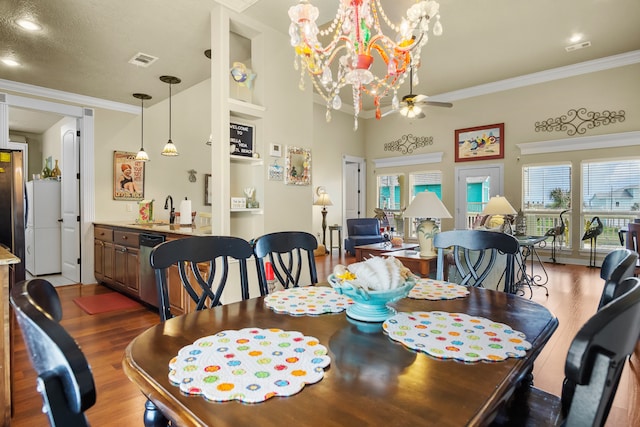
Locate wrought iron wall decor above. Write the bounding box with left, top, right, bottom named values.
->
left=384, top=134, right=433, bottom=154
left=535, top=108, right=625, bottom=136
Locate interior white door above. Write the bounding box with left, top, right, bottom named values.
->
left=61, top=127, right=80, bottom=282
left=455, top=164, right=504, bottom=229
left=342, top=156, right=366, bottom=231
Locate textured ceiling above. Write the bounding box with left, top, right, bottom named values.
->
left=2, top=0, right=640, bottom=133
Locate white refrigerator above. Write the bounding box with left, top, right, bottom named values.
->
left=25, top=180, right=62, bottom=276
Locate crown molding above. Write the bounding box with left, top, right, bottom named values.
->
left=358, top=50, right=640, bottom=118
left=373, top=152, right=443, bottom=168
left=0, top=78, right=139, bottom=114
left=516, top=131, right=640, bottom=155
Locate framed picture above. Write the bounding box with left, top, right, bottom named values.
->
left=113, top=151, right=144, bottom=200
left=454, top=123, right=505, bottom=162
left=229, top=121, right=255, bottom=157
left=204, top=174, right=212, bottom=206
left=285, top=146, right=311, bottom=186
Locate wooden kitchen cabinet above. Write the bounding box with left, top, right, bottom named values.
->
left=94, top=226, right=140, bottom=298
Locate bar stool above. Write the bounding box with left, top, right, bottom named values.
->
left=328, top=225, right=342, bottom=255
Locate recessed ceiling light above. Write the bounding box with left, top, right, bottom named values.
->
left=16, top=18, right=42, bottom=31
left=2, top=58, right=20, bottom=67
left=569, top=34, right=582, bottom=43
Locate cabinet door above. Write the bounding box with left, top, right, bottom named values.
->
left=103, top=241, right=115, bottom=283
left=94, top=239, right=104, bottom=281
left=125, top=247, right=140, bottom=294
left=113, top=244, right=127, bottom=291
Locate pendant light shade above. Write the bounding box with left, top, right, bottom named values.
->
left=133, top=93, right=151, bottom=162
left=160, top=75, right=181, bottom=156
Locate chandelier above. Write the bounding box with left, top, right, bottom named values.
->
left=288, top=0, right=443, bottom=130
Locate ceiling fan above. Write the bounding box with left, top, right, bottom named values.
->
left=385, top=67, right=453, bottom=118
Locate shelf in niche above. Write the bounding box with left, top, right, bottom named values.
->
left=230, top=208, right=263, bottom=214
left=229, top=98, right=265, bottom=119
left=230, top=154, right=263, bottom=165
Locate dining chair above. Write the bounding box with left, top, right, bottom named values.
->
left=491, top=276, right=640, bottom=427
left=433, top=229, right=520, bottom=293
left=149, top=235, right=255, bottom=321
left=10, top=279, right=96, bottom=427
left=624, top=221, right=640, bottom=277
left=253, top=231, right=318, bottom=295
left=598, top=248, right=638, bottom=309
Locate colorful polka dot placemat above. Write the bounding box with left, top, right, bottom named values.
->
left=409, top=279, right=470, bottom=300
left=264, top=286, right=353, bottom=316
left=383, top=311, right=531, bottom=362
left=168, top=328, right=331, bottom=403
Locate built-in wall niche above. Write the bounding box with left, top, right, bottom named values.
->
left=229, top=30, right=253, bottom=103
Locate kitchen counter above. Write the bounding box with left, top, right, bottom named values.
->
left=93, top=221, right=212, bottom=237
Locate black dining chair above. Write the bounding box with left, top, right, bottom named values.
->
left=149, top=235, right=255, bottom=321
left=434, top=229, right=520, bottom=293
left=253, top=231, right=318, bottom=295
left=491, top=276, right=640, bottom=427
left=624, top=222, right=640, bottom=277
left=10, top=279, right=96, bottom=427
left=598, top=248, right=638, bottom=309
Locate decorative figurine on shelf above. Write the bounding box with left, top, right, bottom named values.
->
left=243, top=187, right=259, bottom=209
left=50, top=159, right=61, bottom=179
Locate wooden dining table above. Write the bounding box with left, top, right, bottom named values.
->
left=123, top=284, right=558, bottom=427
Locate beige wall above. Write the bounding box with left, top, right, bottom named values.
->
left=361, top=63, right=640, bottom=261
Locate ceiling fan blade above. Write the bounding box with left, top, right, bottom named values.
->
left=424, top=101, right=453, bottom=108
left=413, top=94, right=428, bottom=103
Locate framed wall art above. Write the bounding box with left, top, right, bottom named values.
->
left=285, top=146, right=311, bottom=186
left=454, top=123, right=505, bottom=162
left=204, top=174, right=212, bottom=206
left=229, top=121, right=255, bottom=157
left=113, top=151, right=145, bottom=200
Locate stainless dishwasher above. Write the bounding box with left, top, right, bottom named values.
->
left=139, top=233, right=166, bottom=308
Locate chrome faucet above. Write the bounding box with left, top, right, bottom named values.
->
left=164, top=195, right=175, bottom=224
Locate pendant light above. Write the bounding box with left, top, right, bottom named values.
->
left=160, top=75, right=181, bottom=156
left=133, top=93, right=151, bottom=161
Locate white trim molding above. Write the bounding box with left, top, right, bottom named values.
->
left=373, top=152, right=443, bottom=168
left=516, top=131, right=640, bottom=155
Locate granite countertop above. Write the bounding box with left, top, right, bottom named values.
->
left=93, top=221, right=212, bottom=237
left=0, top=246, right=20, bottom=265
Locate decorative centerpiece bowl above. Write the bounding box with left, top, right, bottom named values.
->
left=328, top=274, right=416, bottom=322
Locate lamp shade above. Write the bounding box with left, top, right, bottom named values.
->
left=482, top=196, right=517, bottom=215
left=314, top=193, right=333, bottom=207
left=404, top=191, right=452, bottom=219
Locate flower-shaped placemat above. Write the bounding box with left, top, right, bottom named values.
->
left=383, top=311, right=531, bottom=362
left=169, top=328, right=331, bottom=403
left=409, top=279, right=470, bottom=300
left=264, top=287, right=353, bottom=316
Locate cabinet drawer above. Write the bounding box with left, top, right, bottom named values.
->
left=94, top=226, right=113, bottom=242
left=114, top=231, right=140, bottom=248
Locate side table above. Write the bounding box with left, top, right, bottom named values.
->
left=329, top=225, right=342, bottom=255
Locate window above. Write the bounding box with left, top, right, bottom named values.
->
left=522, top=164, right=572, bottom=245
left=581, top=159, right=640, bottom=249
left=377, top=174, right=402, bottom=210
left=406, top=171, right=443, bottom=237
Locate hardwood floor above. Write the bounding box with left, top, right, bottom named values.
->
left=11, top=253, right=640, bottom=426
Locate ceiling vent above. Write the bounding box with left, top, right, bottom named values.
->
left=214, top=0, right=259, bottom=13
left=565, top=41, right=591, bottom=52
left=128, top=52, right=159, bottom=68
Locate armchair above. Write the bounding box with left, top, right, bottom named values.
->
left=344, top=218, right=386, bottom=255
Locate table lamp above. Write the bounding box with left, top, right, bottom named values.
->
left=313, top=191, right=333, bottom=249
left=403, top=191, right=452, bottom=257
left=482, top=196, right=517, bottom=233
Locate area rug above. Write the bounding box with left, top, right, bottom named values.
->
left=73, top=292, right=141, bottom=315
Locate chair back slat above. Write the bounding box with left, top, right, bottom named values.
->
left=434, top=230, right=519, bottom=292
left=10, top=279, right=95, bottom=426
left=150, top=235, right=254, bottom=321
left=253, top=231, right=318, bottom=294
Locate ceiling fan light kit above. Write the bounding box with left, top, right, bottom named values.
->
left=289, top=0, right=444, bottom=130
